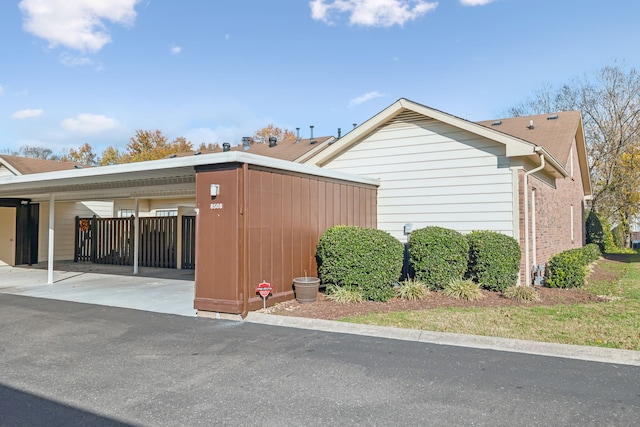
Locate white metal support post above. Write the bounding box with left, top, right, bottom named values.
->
left=133, top=197, right=139, bottom=275
left=47, top=193, right=55, bottom=284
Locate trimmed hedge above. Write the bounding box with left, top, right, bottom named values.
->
left=316, top=225, right=404, bottom=302
left=408, top=226, right=469, bottom=290
left=466, top=230, right=521, bottom=292
left=546, top=248, right=587, bottom=288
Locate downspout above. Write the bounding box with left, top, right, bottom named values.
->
left=523, top=148, right=545, bottom=286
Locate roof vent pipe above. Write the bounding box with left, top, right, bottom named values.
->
left=268, top=136, right=277, bottom=147
left=242, top=137, right=251, bottom=151
left=223, top=142, right=231, bottom=152
left=528, top=120, right=534, bottom=130
left=295, top=127, right=300, bottom=143
left=337, top=128, right=341, bottom=139
left=310, top=125, right=316, bottom=144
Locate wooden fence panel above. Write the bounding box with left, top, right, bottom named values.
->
left=75, top=216, right=180, bottom=269
left=182, top=216, right=196, bottom=269
left=139, top=217, right=177, bottom=268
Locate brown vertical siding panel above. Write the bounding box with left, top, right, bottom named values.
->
left=281, top=174, right=294, bottom=286
left=291, top=175, right=303, bottom=278
left=347, top=185, right=354, bottom=225
left=308, top=179, right=319, bottom=277
left=270, top=173, right=284, bottom=294
left=340, top=184, right=348, bottom=225
left=332, top=182, right=341, bottom=226
left=247, top=169, right=263, bottom=291
left=194, top=166, right=242, bottom=313
left=317, top=180, right=327, bottom=234
left=299, top=178, right=311, bottom=277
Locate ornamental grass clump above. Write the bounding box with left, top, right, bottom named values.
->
left=324, top=284, right=365, bottom=303
left=442, top=278, right=485, bottom=301
left=408, top=226, right=469, bottom=290
left=395, top=278, right=430, bottom=300
left=502, top=285, right=541, bottom=303
left=466, top=230, right=521, bottom=292
left=316, top=225, right=404, bottom=302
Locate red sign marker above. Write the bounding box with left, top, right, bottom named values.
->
left=256, top=282, right=273, bottom=298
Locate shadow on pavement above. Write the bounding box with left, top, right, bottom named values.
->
left=0, top=382, right=133, bottom=427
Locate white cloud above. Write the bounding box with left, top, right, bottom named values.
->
left=349, top=91, right=385, bottom=107
left=59, top=53, right=95, bottom=67
left=61, top=113, right=119, bottom=133
left=0, top=84, right=4, bottom=96
left=310, top=0, right=438, bottom=27
left=19, top=0, right=140, bottom=52
left=459, top=0, right=494, bottom=5
left=11, top=109, right=44, bottom=119
left=170, top=44, right=182, bottom=55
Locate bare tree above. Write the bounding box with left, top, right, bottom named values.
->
left=508, top=63, right=640, bottom=245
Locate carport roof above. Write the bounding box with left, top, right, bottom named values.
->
left=0, top=151, right=379, bottom=202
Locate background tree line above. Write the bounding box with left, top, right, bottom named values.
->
left=2, top=124, right=296, bottom=166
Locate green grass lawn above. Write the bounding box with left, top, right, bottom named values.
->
left=341, top=253, right=640, bottom=350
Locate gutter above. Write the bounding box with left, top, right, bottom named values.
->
left=523, top=147, right=545, bottom=286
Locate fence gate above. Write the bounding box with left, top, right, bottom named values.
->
left=181, top=216, right=196, bottom=269
left=75, top=216, right=182, bottom=269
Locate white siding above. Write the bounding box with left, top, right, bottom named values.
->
left=114, top=198, right=195, bottom=217
left=0, top=166, right=16, bottom=177
left=38, top=201, right=114, bottom=261
left=324, top=113, right=515, bottom=241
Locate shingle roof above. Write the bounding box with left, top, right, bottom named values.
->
left=172, top=137, right=335, bottom=163
left=0, top=155, right=87, bottom=175
left=476, top=110, right=582, bottom=166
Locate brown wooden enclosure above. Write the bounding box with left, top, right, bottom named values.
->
left=74, top=215, right=196, bottom=269
left=193, top=162, right=377, bottom=317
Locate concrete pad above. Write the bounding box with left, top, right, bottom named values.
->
left=0, top=262, right=196, bottom=317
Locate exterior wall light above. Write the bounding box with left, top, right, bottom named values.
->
left=210, top=184, right=220, bottom=198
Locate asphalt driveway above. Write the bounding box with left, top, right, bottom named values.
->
left=0, top=294, right=638, bottom=426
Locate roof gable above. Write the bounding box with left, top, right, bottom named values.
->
left=304, top=98, right=571, bottom=181
left=477, top=110, right=591, bottom=197
left=0, top=155, right=86, bottom=175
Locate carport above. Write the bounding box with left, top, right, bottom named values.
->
left=0, top=152, right=378, bottom=316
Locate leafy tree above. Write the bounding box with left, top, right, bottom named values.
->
left=100, top=146, right=122, bottom=166
left=508, top=62, right=640, bottom=245
left=61, top=143, right=98, bottom=165
left=252, top=124, right=296, bottom=144
left=101, top=130, right=193, bottom=164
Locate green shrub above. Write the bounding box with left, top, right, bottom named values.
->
left=466, top=230, right=521, bottom=292
left=325, top=284, right=365, bottom=303
left=316, top=225, right=404, bottom=302
left=408, top=226, right=469, bottom=290
left=502, top=285, right=541, bottom=303
left=395, top=279, right=430, bottom=300
left=442, top=278, right=484, bottom=301
left=546, top=248, right=588, bottom=288
left=585, top=210, right=605, bottom=252
left=612, top=225, right=626, bottom=249
left=582, top=243, right=601, bottom=264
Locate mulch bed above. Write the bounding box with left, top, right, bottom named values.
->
left=266, top=286, right=607, bottom=320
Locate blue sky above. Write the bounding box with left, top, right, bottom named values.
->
left=1, top=0, right=639, bottom=155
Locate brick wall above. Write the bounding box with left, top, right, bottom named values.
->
left=518, top=141, right=586, bottom=283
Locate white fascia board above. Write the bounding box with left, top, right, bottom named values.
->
left=309, top=98, right=540, bottom=166
left=0, top=151, right=379, bottom=191
left=0, top=158, right=21, bottom=176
